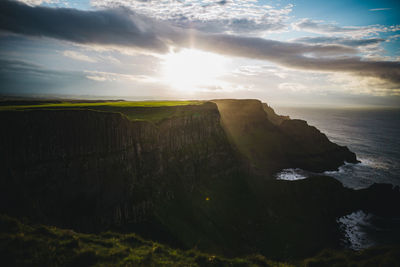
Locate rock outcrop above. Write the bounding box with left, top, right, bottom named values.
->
left=279, top=119, right=358, bottom=172
left=262, top=102, right=290, bottom=125
left=212, top=99, right=358, bottom=175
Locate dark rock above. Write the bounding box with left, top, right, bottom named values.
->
left=262, top=102, right=290, bottom=125
left=212, top=99, right=359, bottom=175
left=0, top=103, right=243, bottom=232
left=1, top=99, right=396, bottom=260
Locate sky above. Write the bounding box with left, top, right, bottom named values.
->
left=0, top=0, right=399, bottom=107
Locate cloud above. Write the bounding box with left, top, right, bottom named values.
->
left=0, top=0, right=170, bottom=53
left=62, top=50, right=121, bottom=64
left=84, top=70, right=156, bottom=83
left=1, top=0, right=399, bottom=92
left=328, top=73, right=400, bottom=96
left=0, top=1, right=354, bottom=56
left=369, top=8, right=392, bottom=11
left=293, top=36, right=391, bottom=61
left=279, top=82, right=308, bottom=93
left=0, top=58, right=78, bottom=79
left=15, top=0, right=56, bottom=6
left=191, top=33, right=356, bottom=59
left=164, top=18, right=286, bottom=35
left=63, top=50, right=97, bottom=62
left=91, top=0, right=292, bottom=35
left=292, top=18, right=400, bottom=37
left=294, top=36, right=385, bottom=47
left=0, top=58, right=88, bottom=95
left=188, top=33, right=400, bottom=89
left=0, top=58, right=158, bottom=96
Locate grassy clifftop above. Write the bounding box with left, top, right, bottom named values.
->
left=0, top=100, right=203, bottom=109
left=0, top=100, right=206, bottom=123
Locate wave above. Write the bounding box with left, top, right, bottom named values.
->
left=357, top=157, right=392, bottom=170
left=275, top=168, right=308, bottom=181
left=338, top=210, right=375, bottom=250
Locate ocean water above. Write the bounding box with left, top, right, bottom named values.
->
left=274, top=107, right=400, bottom=249
left=274, top=107, right=400, bottom=189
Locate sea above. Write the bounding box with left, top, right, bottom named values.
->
left=274, top=107, right=400, bottom=250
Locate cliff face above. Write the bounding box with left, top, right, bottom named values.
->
left=0, top=102, right=242, bottom=231
left=279, top=119, right=358, bottom=172
left=262, top=102, right=290, bottom=125
left=2, top=99, right=396, bottom=260
left=212, top=99, right=358, bottom=175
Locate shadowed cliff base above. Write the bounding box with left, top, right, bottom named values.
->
left=0, top=99, right=399, bottom=264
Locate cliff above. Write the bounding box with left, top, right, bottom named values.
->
left=279, top=119, right=358, bottom=172
left=0, top=99, right=398, bottom=260
left=212, top=99, right=358, bottom=174
left=262, top=102, right=290, bottom=125
left=0, top=102, right=243, bottom=232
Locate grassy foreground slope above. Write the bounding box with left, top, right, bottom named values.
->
left=0, top=215, right=290, bottom=267
left=0, top=100, right=204, bottom=122
left=1, top=215, right=399, bottom=267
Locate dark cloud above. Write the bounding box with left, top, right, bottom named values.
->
left=0, top=0, right=169, bottom=52
left=191, top=33, right=356, bottom=58
left=282, top=56, right=400, bottom=85
left=294, top=36, right=385, bottom=47
left=0, top=0, right=399, bottom=89
left=0, top=1, right=350, bottom=55
left=190, top=33, right=400, bottom=86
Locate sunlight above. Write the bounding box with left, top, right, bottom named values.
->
left=162, top=49, right=226, bottom=92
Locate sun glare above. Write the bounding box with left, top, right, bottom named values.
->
left=162, top=49, right=226, bottom=92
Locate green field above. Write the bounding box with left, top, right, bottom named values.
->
left=0, top=100, right=206, bottom=123
left=0, top=101, right=203, bottom=110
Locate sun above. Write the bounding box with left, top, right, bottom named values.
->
left=162, top=49, right=226, bottom=92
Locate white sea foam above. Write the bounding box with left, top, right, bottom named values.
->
left=274, top=107, right=400, bottom=249
left=338, top=210, right=375, bottom=250
left=275, top=168, right=308, bottom=181
left=358, top=157, right=391, bottom=170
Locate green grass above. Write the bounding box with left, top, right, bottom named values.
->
left=0, top=100, right=206, bottom=123
left=0, top=215, right=291, bottom=267
left=1, top=215, right=399, bottom=266
left=0, top=100, right=203, bottom=110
